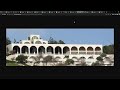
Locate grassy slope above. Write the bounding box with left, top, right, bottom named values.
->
left=6, top=60, right=29, bottom=66
left=6, top=60, right=20, bottom=66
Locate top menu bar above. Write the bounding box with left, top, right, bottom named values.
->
left=0, top=11, right=120, bottom=16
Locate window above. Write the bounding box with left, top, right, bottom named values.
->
left=32, top=36, right=38, bottom=40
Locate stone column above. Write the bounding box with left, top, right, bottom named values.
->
left=70, top=49, right=71, bottom=55
left=53, top=48, right=55, bottom=55
left=37, top=47, right=38, bottom=55
left=77, top=48, right=79, bottom=55
left=45, top=48, right=47, bottom=55
left=61, top=48, right=63, bottom=55
left=19, top=47, right=21, bottom=54
left=28, top=48, right=30, bottom=54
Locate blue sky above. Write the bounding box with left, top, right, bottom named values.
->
left=6, top=28, right=114, bottom=45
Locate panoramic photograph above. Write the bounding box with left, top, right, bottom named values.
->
left=6, top=28, right=114, bottom=66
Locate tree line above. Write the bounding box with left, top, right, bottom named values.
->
left=103, top=44, right=114, bottom=54
left=6, top=36, right=65, bottom=45
left=48, top=37, right=65, bottom=44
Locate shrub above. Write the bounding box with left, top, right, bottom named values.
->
left=16, top=55, right=28, bottom=64
left=100, top=53, right=106, bottom=57
left=96, top=56, right=103, bottom=61
left=65, top=59, right=74, bottom=65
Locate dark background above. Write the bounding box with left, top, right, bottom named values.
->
left=0, top=15, right=119, bottom=79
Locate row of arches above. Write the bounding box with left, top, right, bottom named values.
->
left=13, top=46, right=101, bottom=54
left=29, top=56, right=99, bottom=61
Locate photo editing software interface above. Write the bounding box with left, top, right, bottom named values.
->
left=0, top=11, right=119, bottom=79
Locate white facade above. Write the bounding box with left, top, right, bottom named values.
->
left=6, top=35, right=103, bottom=64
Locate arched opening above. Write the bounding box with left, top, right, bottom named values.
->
left=87, top=47, right=93, bottom=51
left=80, top=57, right=86, bottom=60
left=35, top=41, right=42, bottom=44
left=30, top=46, right=37, bottom=54
left=47, top=46, right=53, bottom=54
left=79, top=57, right=86, bottom=63
left=95, top=47, right=102, bottom=55
left=88, top=56, right=94, bottom=59
left=38, top=46, right=45, bottom=54
left=13, top=46, right=20, bottom=54
left=79, top=47, right=86, bottom=54
left=63, top=46, right=70, bottom=54
left=87, top=47, right=94, bottom=54
left=21, top=46, right=29, bottom=54
left=95, top=47, right=101, bottom=51
left=71, top=46, right=78, bottom=54
left=55, top=46, right=62, bottom=54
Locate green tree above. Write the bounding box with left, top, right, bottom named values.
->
left=100, top=53, right=106, bottom=57
left=14, top=39, right=16, bottom=43
left=64, top=55, right=69, bottom=59
left=16, top=55, right=28, bottom=64
left=48, top=37, right=65, bottom=44
left=6, top=37, right=11, bottom=45
left=28, top=37, right=30, bottom=40
left=91, top=61, right=101, bottom=66
left=43, top=55, right=53, bottom=66
left=96, top=56, right=103, bottom=61
left=48, top=37, right=57, bottom=44
left=58, top=40, right=65, bottom=44
left=103, top=44, right=114, bottom=54
left=65, top=59, right=74, bottom=65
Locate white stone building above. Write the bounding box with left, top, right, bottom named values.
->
left=6, top=35, right=104, bottom=65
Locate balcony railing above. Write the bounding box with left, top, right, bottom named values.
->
left=95, top=51, right=102, bottom=55
left=79, top=51, right=86, bottom=54
left=47, top=52, right=54, bottom=55
left=87, top=51, right=94, bottom=55
left=63, top=51, right=70, bottom=55
left=71, top=51, right=78, bottom=54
